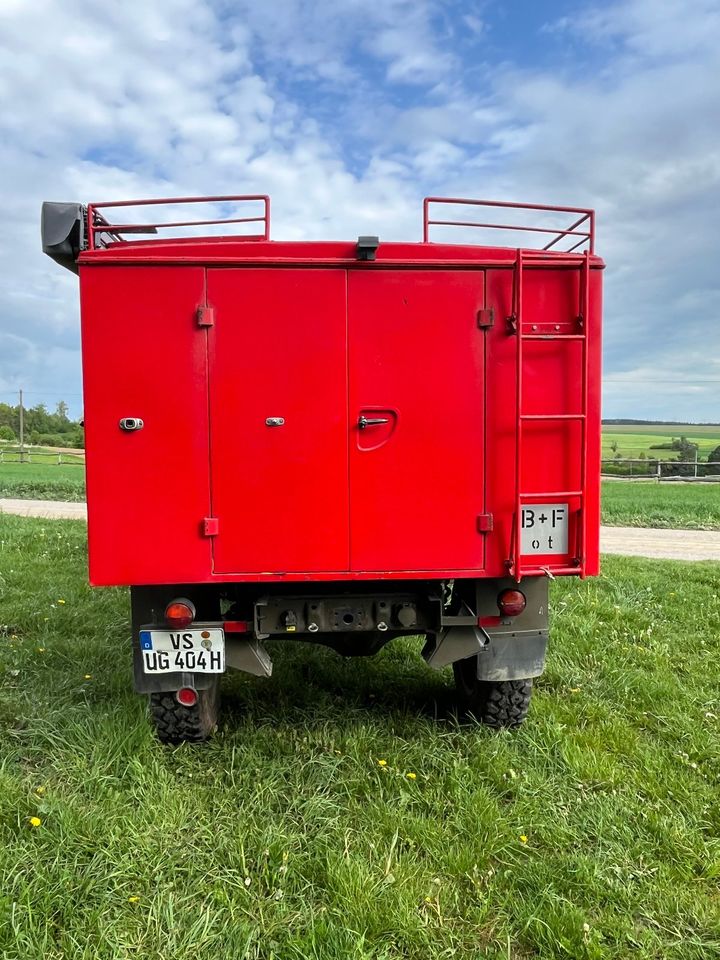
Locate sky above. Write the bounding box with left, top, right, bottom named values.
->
left=1, top=0, right=719, bottom=421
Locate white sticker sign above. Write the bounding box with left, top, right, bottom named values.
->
left=521, top=503, right=568, bottom=555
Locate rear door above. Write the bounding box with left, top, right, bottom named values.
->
left=80, top=266, right=211, bottom=585
left=348, top=270, right=486, bottom=572
left=208, top=269, right=349, bottom=573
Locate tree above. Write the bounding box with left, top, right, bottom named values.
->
left=707, top=445, right=720, bottom=476
left=610, top=440, right=619, bottom=454
left=0, top=425, right=15, bottom=441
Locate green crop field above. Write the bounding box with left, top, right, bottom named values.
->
left=602, top=480, right=720, bottom=530
left=0, top=462, right=86, bottom=502
left=1, top=515, right=719, bottom=959
left=602, top=424, right=720, bottom=460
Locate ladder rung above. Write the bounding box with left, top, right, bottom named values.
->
left=520, top=491, right=583, bottom=499
left=521, top=414, right=586, bottom=421
left=521, top=334, right=586, bottom=341
left=519, top=565, right=582, bottom=576
left=511, top=248, right=591, bottom=581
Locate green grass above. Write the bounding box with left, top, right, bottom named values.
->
left=0, top=462, right=86, bottom=501
left=1, top=515, right=719, bottom=959
left=602, top=480, right=720, bottom=531
left=603, top=425, right=720, bottom=460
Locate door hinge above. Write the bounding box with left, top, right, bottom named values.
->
left=197, top=306, right=214, bottom=327
left=477, top=513, right=494, bottom=533
left=477, top=308, right=494, bottom=329
left=203, top=517, right=219, bottom=536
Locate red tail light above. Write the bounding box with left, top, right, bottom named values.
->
left=165, top=598, right=196, bottom=628
left=176, top=686, right=198, bottom=707
left=497, top=589, right=526, bottom=617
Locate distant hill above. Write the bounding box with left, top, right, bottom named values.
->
left=602, top=419, right=720, bottom=427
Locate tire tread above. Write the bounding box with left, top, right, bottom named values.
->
left=148, top=682, right=219, bottom=744
left=453, top=657, right=533, bottom=729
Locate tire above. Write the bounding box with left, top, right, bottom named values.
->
left=148, top=678, right=220, bottom=744
left=453, top=657, right=532, bottom=729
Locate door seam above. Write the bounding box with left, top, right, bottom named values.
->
left=204, top=267, right=215, bottom=575
left=345, top=268, right=352, bottom=571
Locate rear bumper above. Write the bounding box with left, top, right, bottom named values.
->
left=129, top=576, right=550, bottom=692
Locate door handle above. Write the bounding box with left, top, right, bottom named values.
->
left=119, top=417, right=144, bottom=432
left=358, top=415, right=390, bottom=429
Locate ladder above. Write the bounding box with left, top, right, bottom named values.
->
left=507, top=248, right=591, bottom=581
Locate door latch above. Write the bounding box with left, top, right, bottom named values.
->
left=358, top=415, right=389, bottom=429
left=119, top=418, right=144, bottom=432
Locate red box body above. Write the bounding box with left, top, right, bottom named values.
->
left=77, top=200, right=603, bottom=588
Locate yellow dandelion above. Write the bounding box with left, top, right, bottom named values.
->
left=57, top=599, right=66, bottom=605
left=35, top=786, right=46, bottom=795
left=424, top=896, right=433, bottom=903
left=406, top=772, right=417, bottom=780
left=128, top=896, right=139, bottom=904
left=84, top=674, right=92, bottom=680
left=377, top=759, right=387, bottom=767
left=28, top=816, right=42, bottom=828
left=519, top=834, right=528, bottom=843
left=37, top=648, right=46, bottom=653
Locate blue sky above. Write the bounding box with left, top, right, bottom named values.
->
left=1, top=0, right=719, bottom=420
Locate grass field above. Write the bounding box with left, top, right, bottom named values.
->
left=602, top=481, right=720, bottom=531
left=3, top=460, right=719, bottom=534
left=602, top=424, right=720, bottom=460
left=0, top=462, right=85, bottom=501
left=1, top=515, right=719, bottom=959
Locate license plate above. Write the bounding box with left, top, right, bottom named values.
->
left=521, top=503, right=568, bottom=555
left=139, top=628, right=225, bottom=674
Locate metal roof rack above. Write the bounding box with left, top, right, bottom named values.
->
left=423, top=197, right=595, bottom=253
left=86, top=195, right=271, bottom=249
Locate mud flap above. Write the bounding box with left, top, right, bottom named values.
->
left=422, top=626, right=490, bottom=670
left=225, top=637, right=273, bottom=678
left=473, top=632, right=547, bottom=681
left=423, top=627, right=547, bottom=680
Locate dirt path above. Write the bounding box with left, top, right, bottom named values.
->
left=599, top=525, right=720, bottom=562
left=0, top=498, right=88, bottom=521
left=2, top=499, right=720, bottom=562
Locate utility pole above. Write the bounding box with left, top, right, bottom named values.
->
left=18, top=388, right=24, bottom=463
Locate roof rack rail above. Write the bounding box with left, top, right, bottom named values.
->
left=423, top=197, right=594, bottom=253
left=86, top=195, right=271, bottom=250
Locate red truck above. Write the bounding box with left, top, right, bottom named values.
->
left=42, top=194, right=602, bottom=743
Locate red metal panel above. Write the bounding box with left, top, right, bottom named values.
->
left=73, top=199, right=603, bottom=588
left=80, top=265, right=211, bottom=586
left=348, top=270, right=485, bottom=572
left=208, top=268, right=349, bottom=573
left=482, top=264, right=602, bottom=580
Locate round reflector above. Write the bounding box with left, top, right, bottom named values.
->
left=176, top=686, right=198, bottom=707
left=497, top=589, right=527, bottom=617
left=165, top=598, right=196, bottom=628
